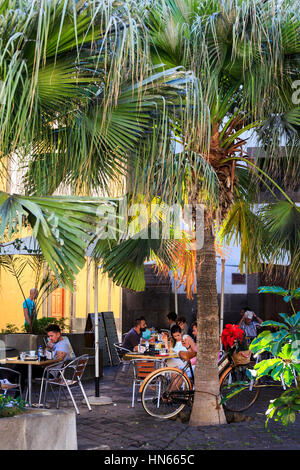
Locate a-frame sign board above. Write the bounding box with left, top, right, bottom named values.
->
left=85, top=312, right=119, bottom=366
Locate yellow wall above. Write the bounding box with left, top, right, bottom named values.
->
left=0, top=257, right=121, bottom=332
left=0, top=263, right=35, bottom=331
left=0, top=164, right=122, bottom=332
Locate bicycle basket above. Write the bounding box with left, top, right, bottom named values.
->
left=232, top=350, right=252, bottom=365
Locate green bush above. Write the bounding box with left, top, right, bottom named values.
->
left=0, top=324, right=19, bottom=334
left=24, top=317, right=67, bottom=335
left=0, top=395, right=26, bottom=418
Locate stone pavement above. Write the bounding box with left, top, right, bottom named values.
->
left=34, top=365, right=300, bottom=450
left=74, top=366, right=300, bottom=450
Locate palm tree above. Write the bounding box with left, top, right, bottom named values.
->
left=119, top=0, right=300, bottom=426
left=0, top=0, right=187, bottom=284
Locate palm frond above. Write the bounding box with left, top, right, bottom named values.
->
left=0, top=192, right=116, bottom=288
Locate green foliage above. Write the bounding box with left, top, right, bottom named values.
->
left=266, top=387, right=300, bottom=427
left=23, top=317, right=67, bottom=335
left=250, top=312, right=300, bottom=357
left=0, top=323, right=19, bottom=334
left=222, top=286, right=300, bottom=426
left=0, top=395, right=26, bottom=418
left=219, top=381, right=251, bottom=405
left=246, top=286, right=300, bottom=426
left=0, top=193, right=115, bottom=289
left=258, top=286, right=300, bottom=303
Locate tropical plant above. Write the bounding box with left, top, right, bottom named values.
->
left=23, top=316, right=67, bottom=335
left=0, top=193, right=116, bottom=289
left=222, top=286, right=300, bottom=426
left=0, top=0, right=187, bottom=196
left=0, top=324, right=19, bottom=334
left=0, top=394, right=26, bottom=418
left=0, top=0, right=187, bottom=290
left=101, top=0, right=300, bottom=427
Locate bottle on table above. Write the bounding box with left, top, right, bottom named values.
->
left=38, top=345, right=43, bottom=362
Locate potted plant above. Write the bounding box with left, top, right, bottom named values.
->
left=221, top=324, right=251, bottom=365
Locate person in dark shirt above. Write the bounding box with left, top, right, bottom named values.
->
left=167, top=311, right=177, bottom=329
left=122, top=317, right=147, bottom=351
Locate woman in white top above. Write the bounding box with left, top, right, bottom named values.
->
left=162, top=325, right=196, bottom=372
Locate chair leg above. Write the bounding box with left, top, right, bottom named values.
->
left=49, top=384, right=58, bottom=404
left=38, top=379, right=45, bottom=407
left=57, top=387, right=62, bottom=409
left=64, top=383, right=80, bottom=415
left=43, top=381, right=49, bottom=406
left=62, top=386, right=69, bottom=403
left=78, top=380, right=92, bottom=411
left=132, top=380, right=136, bottom=408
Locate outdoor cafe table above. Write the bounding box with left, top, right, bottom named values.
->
left=0, top=356, right=54, bottom=407
left=124, top=352, right=179, bottom=361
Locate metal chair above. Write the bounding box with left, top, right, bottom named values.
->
left=113, top=343, right=131, bottom=372
left=40, top=355, right=92, bottom=415
left=0, top=367, right=22, bottom=397
left=131, top=359, right=162, bottom=407
left=36, top=360, right=66, bottom=406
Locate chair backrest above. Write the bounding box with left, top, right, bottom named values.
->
left=63, top=354, right=89, bottom=381
left=114, top=343, right=130, bottom=360
left=133, top=360, right=156, bottom=379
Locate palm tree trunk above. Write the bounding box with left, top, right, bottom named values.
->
left=189, top=210, right=227, bottom=426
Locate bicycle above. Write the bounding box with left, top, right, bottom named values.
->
left=139, top=351, right=260, bottom=419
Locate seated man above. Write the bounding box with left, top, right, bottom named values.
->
left=14, top=324, right=71, bottom=395
left=122, top=317, right=147, bottom=352
left=45, top=324, right=71, bottom=365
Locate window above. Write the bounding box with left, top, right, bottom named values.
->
left=232, top=273, right=246, bottom=285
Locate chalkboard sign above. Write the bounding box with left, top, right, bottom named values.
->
left=85, top=312, right=120, bottom=367
left=102, top=311, right=120, bottom=366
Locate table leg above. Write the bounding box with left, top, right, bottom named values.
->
left=28, top=364, right=32, bottom=406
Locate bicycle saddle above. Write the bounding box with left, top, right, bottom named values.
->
left=179, top=350, right=197, bottom=361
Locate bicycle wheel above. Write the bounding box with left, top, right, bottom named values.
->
left=219, top=365, right=260, bottom=412
left=141, top=368, right=192, bottom=419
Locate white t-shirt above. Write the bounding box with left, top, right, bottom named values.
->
left=52, top=338, right=71, bottom=361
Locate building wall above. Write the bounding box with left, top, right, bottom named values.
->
left=0, top=258, right=122, bottom=334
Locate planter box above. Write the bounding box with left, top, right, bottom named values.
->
left=0, top=333, right=39, bottom=355
left=0, top=409, right=77, bottom=450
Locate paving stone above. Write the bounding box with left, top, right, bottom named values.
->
left=28, top=365, right=300, bottom=450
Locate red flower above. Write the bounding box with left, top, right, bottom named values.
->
left=221, top=324, right=245, bottom=351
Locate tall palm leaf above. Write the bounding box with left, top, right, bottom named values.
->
left=0, top=192, right=116, bottom=288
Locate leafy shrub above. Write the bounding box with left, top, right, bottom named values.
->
left=0, top=395, right=26, bottom=418
left=0, top=324, right=19, bottom=334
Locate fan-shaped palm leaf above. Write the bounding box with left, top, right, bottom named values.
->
left=0, top=192, right=117, bottom=288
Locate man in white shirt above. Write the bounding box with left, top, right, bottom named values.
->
left=45, top=324, right=71, bottom=364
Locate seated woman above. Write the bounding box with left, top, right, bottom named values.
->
left=162, top=325, right=196, bottom=377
